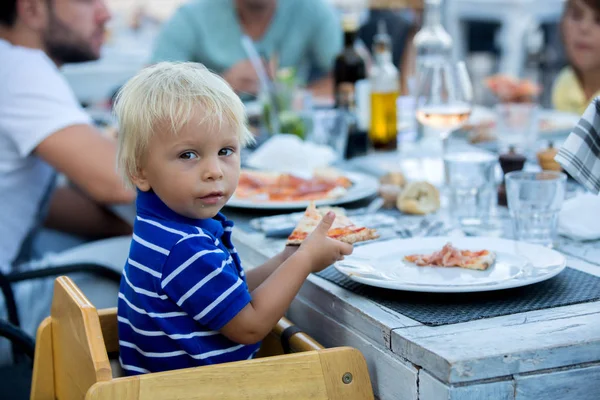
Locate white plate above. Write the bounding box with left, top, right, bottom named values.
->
left=226, top=171, right=379, bottom=210
left=334, top=237, right=567, bottom=293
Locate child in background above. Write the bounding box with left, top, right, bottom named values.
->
left=114, top=62, right=352, bottom=375
left=553, top=0, right=600, bottom=115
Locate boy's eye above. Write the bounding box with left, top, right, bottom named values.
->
left=219, top=148, right=234, bottom=156
left=179, top=151, right=198, bottom=160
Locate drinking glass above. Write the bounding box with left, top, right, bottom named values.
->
left=506, top=171, right=567, bottom=247
left=495, top=102, right=539, bottom=154
left=444, top=149, right=500, bottom=233
left=415, top=61, right=474, bottom=153
left=306, top=109, right=350, bottom=160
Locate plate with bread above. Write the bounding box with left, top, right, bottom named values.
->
left=227, top=168, right=379, bottom=210
left=334, top=237, right=566, bottom=293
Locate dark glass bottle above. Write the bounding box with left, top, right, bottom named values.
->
left=337, top=85, right=368, bottom=159
left=334, top=17, right=367, bottom=108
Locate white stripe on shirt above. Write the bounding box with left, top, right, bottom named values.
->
left=122, top=269, right=168, bottom=299
left=120, top=340, right=186, bottom=358
left=136, top=216, right=188, bottom=236
left=118, top=316, right=218, bottom=339
left=128, top=258, right=161, bottom=278
left=176, top=232, right=210, bottom=245
left=176, top=257, right=233, bottom=306
left=133, top=233, right=170, bottom=255
left=194, top=278, right=244, bottom=321
left=121, top=340, right=245, bottom=360
left=118, top=293, right=186, bottom=318
left=119, top=357, right=151, bottom=374
left=161, top=249, right=224, bottom=288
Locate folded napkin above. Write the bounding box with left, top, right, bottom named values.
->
left=555, top=98, right=600, bottom=194
left=245, top=134, right=338, bottom=176
left=558, top=193, right=600, bottom=241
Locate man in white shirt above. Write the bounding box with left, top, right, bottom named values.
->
left=0, top=0, right=135, bottom=362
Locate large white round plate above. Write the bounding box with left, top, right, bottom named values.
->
left=226, top=171, right=379, bottom=210
left=334, top=237, right=567, bottom=293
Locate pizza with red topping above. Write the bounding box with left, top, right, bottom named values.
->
left=286, top=202, right=379, bottom=245
left=404, top=243, right=496, bottom=271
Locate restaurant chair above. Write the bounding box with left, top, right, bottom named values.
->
left=30, top=276, right=375, bottom=400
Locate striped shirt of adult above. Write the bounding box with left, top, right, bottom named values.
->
left=118, top=189, right=259, bottom=375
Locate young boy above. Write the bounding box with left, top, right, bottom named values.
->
left=114, top=62, right=353, bottom=375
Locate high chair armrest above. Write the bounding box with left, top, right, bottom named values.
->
left=86, top=347, right=374, bottom=400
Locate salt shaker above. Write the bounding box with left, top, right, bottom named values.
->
left=498, top=146, right=527, bottom=206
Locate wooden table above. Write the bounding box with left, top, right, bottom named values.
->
left=111, top=154, right=600, bottom=400
left=227, top=166, right=600, bottom=400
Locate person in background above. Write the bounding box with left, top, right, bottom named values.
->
left=114, top=62, right=352, bottom=374
left=0, top=0, right=134, bottom=362
left=150, top=0, right=342, bottom=98
left=552, top=0, right=600, bottom=115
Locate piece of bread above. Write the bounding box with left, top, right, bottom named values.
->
left=379, top=171, right=406, bottom=188
left=397, top=182, right=440, bottom=215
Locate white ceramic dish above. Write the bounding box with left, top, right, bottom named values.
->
left=334, top=237, right=567, bottom=293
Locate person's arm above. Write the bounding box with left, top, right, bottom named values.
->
left=35, top=125, right=134, bottom=204
left=1, top=54, right=135, bottom=205
left=245, top=245, right=298, bottom=291
left=43, top=186, right=132, bottom=238
left=150, top=4, right=198, bottom=62
left=220, top=214, right=352, bottom=344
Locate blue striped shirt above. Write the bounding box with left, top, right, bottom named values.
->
left=117, top=190, right=259, bottom=375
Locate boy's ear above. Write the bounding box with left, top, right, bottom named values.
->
left=130, top=168, right=151, bottom=192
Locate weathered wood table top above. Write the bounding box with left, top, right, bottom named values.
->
left=228, top=155, right=600, bottom=400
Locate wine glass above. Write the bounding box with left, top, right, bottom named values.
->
left=415, top=60, right=474, bottom=151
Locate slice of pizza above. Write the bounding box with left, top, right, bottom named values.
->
left=286, top=202, right=379, bottom=245
left=404, top=242, right=496, bottom=271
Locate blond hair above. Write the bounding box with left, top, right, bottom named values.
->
left=114, top=62, right=254, bottom=188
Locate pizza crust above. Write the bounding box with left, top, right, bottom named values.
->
left=462, top=251, right=496, bottom=270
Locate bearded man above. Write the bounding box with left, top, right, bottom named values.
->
left=0, top=0, right=134, bottom=363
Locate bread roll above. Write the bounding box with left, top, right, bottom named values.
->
left=379, top=171, right=406, bottom=188
left=397, top=182, right=440, bottom=215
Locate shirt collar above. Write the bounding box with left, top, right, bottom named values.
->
left=136, top=189, right=233, bottom=237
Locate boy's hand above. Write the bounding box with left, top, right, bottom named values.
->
left=297, top=212, right=353, bottom=273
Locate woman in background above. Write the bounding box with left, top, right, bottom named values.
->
left=553, top=0, right=600, bottom=115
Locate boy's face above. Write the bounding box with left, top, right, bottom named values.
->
left=563, top=0, right=600, bottom=73
left=133, top=107, right=241, bottom=220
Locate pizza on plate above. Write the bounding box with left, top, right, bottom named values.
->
left=286, top=202, right=379, bottom=245
left=235, top=168, right=352, bottom=202
left=403, top=242, right=496, bottom=271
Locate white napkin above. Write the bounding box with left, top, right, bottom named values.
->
left=246, top=134, right=338, bottom=176
left=558, top=193, right=600, bottom=241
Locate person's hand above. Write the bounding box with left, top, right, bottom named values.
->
left=297, top=212, right=353, bottom=273
left=222, top=59, right=261, bottom=95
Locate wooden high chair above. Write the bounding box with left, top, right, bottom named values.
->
left=30, top=276, right=374, bottom=400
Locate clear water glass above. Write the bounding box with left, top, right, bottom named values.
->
left=495, top=102, right=539, bottom=154
left=506, top=171, right=567, bottom=247
left=306, top=109, right=350, bottom=160
left=444, top=150, right=499, bottom=232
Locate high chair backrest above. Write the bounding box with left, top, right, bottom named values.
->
left=31, top=276, right=375, bottom=400
left=31, top=276, right=113, bottom=400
